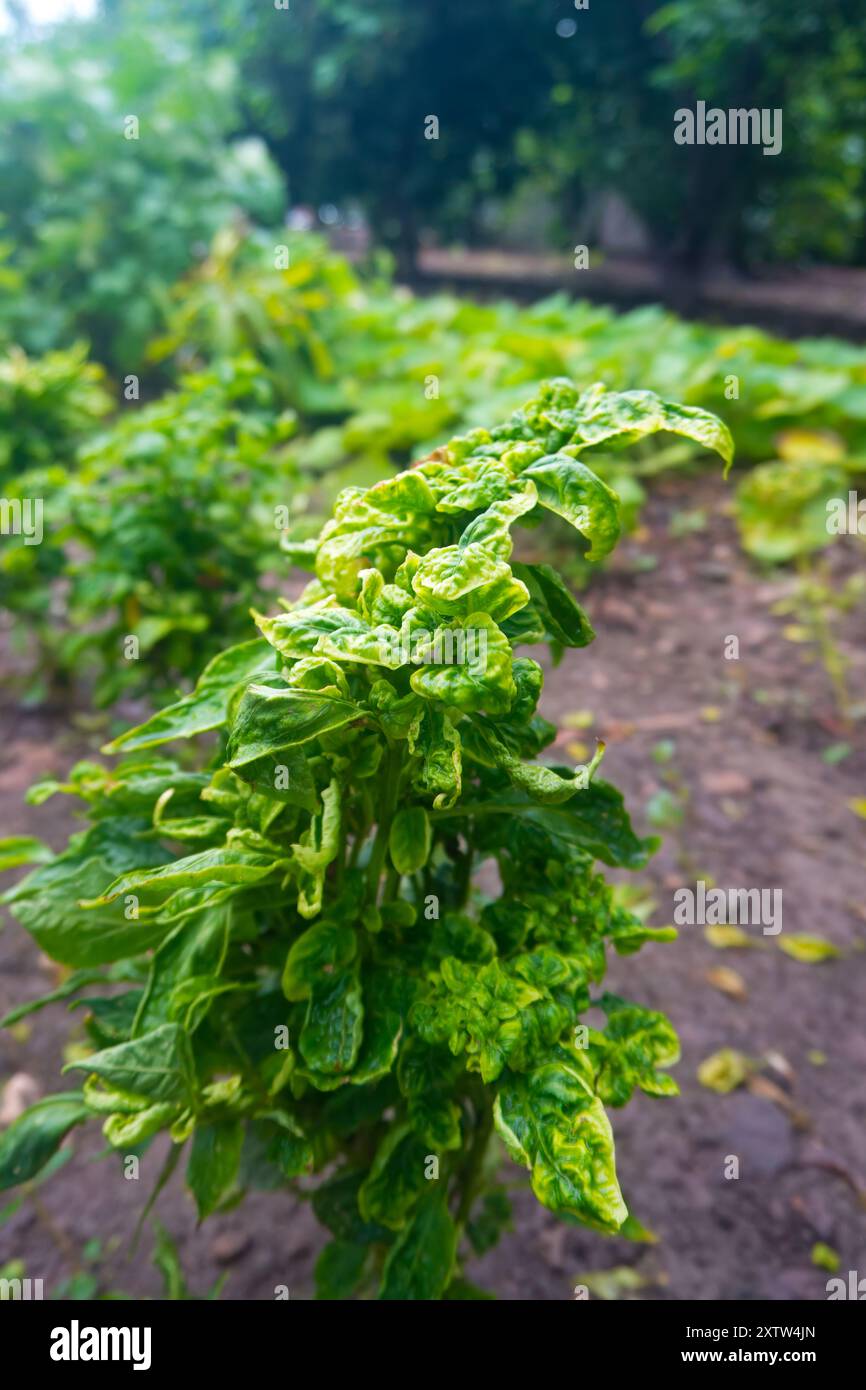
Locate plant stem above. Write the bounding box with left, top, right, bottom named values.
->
left=365, top=742, right=402, bottom=904
left=455, top=1099, right=495, bottom=1230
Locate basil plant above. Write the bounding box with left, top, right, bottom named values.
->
left=0, top=381, right=732, bottom=1300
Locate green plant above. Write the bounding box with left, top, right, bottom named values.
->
left=0, top=344, right=111, bottom=482
left=147, top=226, right=361, bottom=415
left=0, top=380, right=732, bottom=1299
left=0, top=17, right=284, bottom=372
left=1, top=357, right=297, bottom=706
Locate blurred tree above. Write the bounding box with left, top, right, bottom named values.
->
left=119, top=0, right=866, bottom=273
left=517, top=0, right=866, bottom=273
left=0, top=11, right=285, bottom=369
left=113, top=0, right=557, bottom=275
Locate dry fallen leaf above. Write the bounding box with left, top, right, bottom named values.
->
left=704, top=966, right=748, bottom=1001
left=701, top=771, right=752, bottom=795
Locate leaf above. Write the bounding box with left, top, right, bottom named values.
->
left=187, top=1121, right=244, bottom=1221
left=696, top=1047, right=753, bottom=1093
left=227, top=684, right=360, bottom=766
left=704, top=966, right=747, bottom=1001
left=511, top=563, right=595, bottom=648
left=523, top=454, right=621, bottom=560
left=0, top=968, right=107, bottom=1029
left=312, top=1169, right=391, bottom=1247
left=408, top=613, right=516, bottom=715
left=282, top=921, right=357, bottom=1002
left=467, top=779, right=658, bottom=869
left=494, top=1055, right=627, bottom=1232
left=65, top=1023, right=195, bottom=1106
left=548, top=385, right=734, bottom=473
left=315, top=1240, right=370, bottom=1300
left=389, top=806, right=432, bottom=875
left=2, top=820, right=174, bottom=967
left=776, top=934, right=842, bottom=964
left=574, top=1265, right=656, bottom=1300
left=86, top=839, right=282, bottom=908
left=590, top=994, right=680, bottom=1106
left=811, top=1242, right=840, bottom=1274
left=704, top=924, right=765, bottom=950
left=133, top=907, right=229, bottom=1037
left=378, top=1194, right=458, bottom=1300
left=104, top=640, right=275, bottom=753
left=299, top=968, right=364, bottom=1077
left=358, top=1123, right=430, bottom=1230
left=0, top=1093, right=89, bottom=1191
left=0, top=836, right=54, bottom=872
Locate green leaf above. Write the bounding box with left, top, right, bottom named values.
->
left=65, top=1023, right=196, bottom=1106
left=511, top=563, right=595, bottom=648
left=0, top=968, right=107, bottom=1029
left=300, top=968, right=364, bottom=1077
left=481, top=779, right=659, bottom=869
left=547, top=385, right=734, bottom=472
left=389, top=806, right=432, bottom=875
left=0, top=1093, right=90, bottom=1191
left=522, top=454, right=621, bottom=561
left=495, top=1053, right=627, bottom=1232
left=312, top=1169, right=392, bottom=1247
left=227, top=684, right=360, bottom=765
left=282, top=921, right=358, bottom=1002
left=85, top=838, right=282, bottom=908
left=0, top=836, right=55, bottom=872
left=187, top=1121, right=244, bottom=1220
left=590, top=994, right=680, bottom=1106
left=409, top=613, right=515, bottom=715
left=358, top=1123, right=431, bottom=1230
left=378, top=1194, right=457, bottom=1300
left=133, top=907, right=229, bottom=1037
left=103, top=640, right=275, bottom=753
left=2, top=820, right=174, bottom=967
left=314, top=1240, right=370, bottom=1300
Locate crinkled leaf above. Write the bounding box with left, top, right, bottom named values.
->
left=0, top=1094, right=89, bottom=1191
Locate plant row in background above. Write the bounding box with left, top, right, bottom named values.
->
left=2, top=229, right=865, bottom=708
left=0, top=383, right=732, bottom=1300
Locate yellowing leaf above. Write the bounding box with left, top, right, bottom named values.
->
left=562, top=710, right=594, bottom=730
left=811, top=1242, right=840, bottom=1273
left=697, top=1047, right=753, bottom=1093
left=776, top=934, right=842, bottom=964
left=704, top=925, right=764, bottom=950
left=776, top=428, right=846, bottom=464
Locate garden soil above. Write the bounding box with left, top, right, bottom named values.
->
left=2, top=474, right=864, bottom=1301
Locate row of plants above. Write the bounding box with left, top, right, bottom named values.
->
left=0, top=382, right=732, bottom=1300
left=2, top=229, right=865, bottom=709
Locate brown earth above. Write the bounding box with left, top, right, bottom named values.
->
left=1, top=474, right=864, bottom=1301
